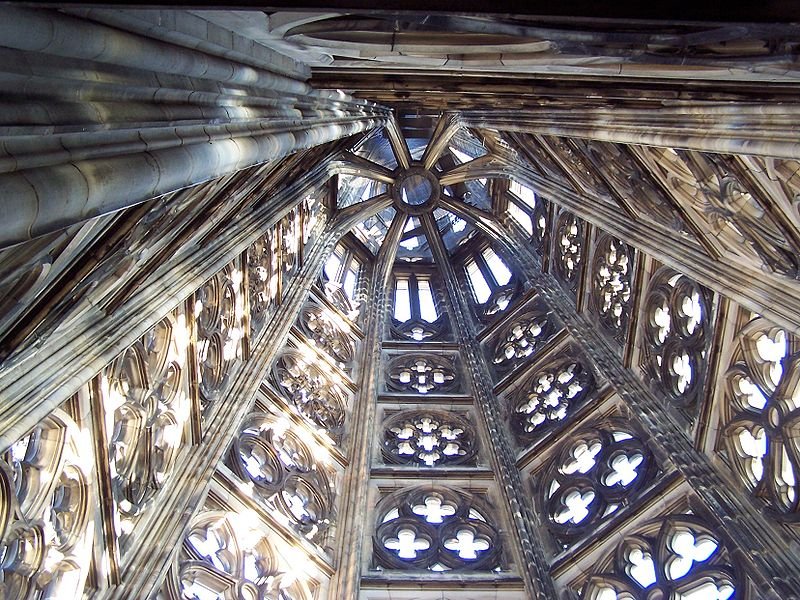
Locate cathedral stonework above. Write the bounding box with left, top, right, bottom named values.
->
left=1, top=7, right=800, bottom=600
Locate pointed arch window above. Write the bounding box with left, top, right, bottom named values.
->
left=506, top=180, right=537, bottom=236
left=391, top=272, right=449, bottom=341
left=464, top=245, right=518, bottom=319
left=392, top=274, right=441, bottom=323
left=324, top=243, right=362, bottom=303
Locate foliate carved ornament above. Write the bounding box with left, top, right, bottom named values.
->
left=723, top=316, right=800, bottom=519
left=271, top=349, right=348, bottom=440
left=386, top=354, right=459, bottom=395
left=373, top=486, right=502, bottom=571
left=382, top=410, right=477, bottom=467
left=231, top=414, right=335, bottom=542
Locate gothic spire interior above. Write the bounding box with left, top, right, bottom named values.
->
left=1, top=4, right=800, bottom=600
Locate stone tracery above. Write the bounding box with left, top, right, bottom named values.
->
left=642, top=268, right=711, bottom=409
left=511, top=355, right=596, bottom=446
left=373, top=486, right=502, bottom=572
left=541, top=421, right=656, bottom=546
left=382, top=410, right=477, bottom=467
left=723, top=315, right=800, bottom=518
left=386, top=353, right=459, bottom=395
left=579, top=515, right=738, bottom=600
left=271, top=350, right=348, bottom=440
left=230, top=413, right=335, bottom=543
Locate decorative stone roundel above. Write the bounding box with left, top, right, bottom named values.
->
left=386, top=353, right=459, bottom=394
left=169, top=511, right=310, bottom=600
left=642, top=268, right=711, bottom=408
left=579, top=514, right=738, bottom=600
left=373, top=486, right=502, bottom=571
left=231, top=413, right=335, bottom=543
left=382, top=410, right=477, bottom=467
left=297, top=303, right=355, bottom=370
left=271, top=349, right=348, bottom=440
left=491, top=304, right=557, bottom=373
left=590, top=234, right=633, bottom=339
left=723, top=316, right=800, bottom=518
left=511, top=356, right=595, bottom=446
left=0, top=409, right=93, bottom=599
left=542, top=421, right=656, bottom=546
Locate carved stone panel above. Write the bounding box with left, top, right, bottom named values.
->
left=271, top=349, right=348, bottom=441
left=722, top=315, right=800, bottom=519
left=382, top=410, right=478, bottom=467
left=385, top=353, right=461, bottom=395
left=0, top=407, right=94, bottom=599
left=641, top=267, right=712, bottom=410
left=230, top=413, right=335, bottom=544
left=101, top=310, right=191, bottom=553
left=509, top=354, right=596, bottom=448
left=540, top=420, right=657, bottom=547
left=373, top=486, right=502, bottom=572
left=578, top=514, right=739, bottom=600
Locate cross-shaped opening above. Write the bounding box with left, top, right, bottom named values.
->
left=443, top=528, right=490, bottom=560
left=384, top=528, right=430, bottom=559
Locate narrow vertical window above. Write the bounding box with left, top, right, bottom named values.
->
left=508, top=202, right=533, bottom=234
left=482, top=248, right=512, bottom=286
left=324, top=247, right=343, bottom=282
left=466, top=260, right=491, bottom=304
left=417, top=279, right=438, bottom=322
left=394, top=278, right=412, bottom=322
left=510, top=180, right=536, bottom=208
left=344, top=259, right=360, bottom=300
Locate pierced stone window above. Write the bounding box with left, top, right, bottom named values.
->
left=507, top=180, right=538, bottom=236
left=579, top=515, right=738, bottom=600
left=491, top=302, right=557, bottom=374
left=248, top=228, right=279, bottom=336
left=323, top=243, right=363, bottom=319
left=722, top=316, right=800, bottom=518
left=280, top=208, right=301, bottom=287
left=0, top=407, right=94, bottom=598
left=553, top=210, right=585, bottom=293
left=465, top=246, right=519, bottom=320
left=382, top=410, right=478, bottom=467
left=194, top=264, right=244, bottom=415
left=167, top=511, right=310, bottom=600
left=391, top=273, right=448, bottom=341
left=373, top=486, right=502, bottom=571
left=386, top=353, right=459, bottom=395
left=102, top=310, right=191, bottom=550
left=296, top=303, right=356, bottom=370
left=510, top=355, right=595, bottom=446
left=271, top=349, right=348, bottom=440
left=230, top=414, right=335, bottom=544
left=541, top=421, right=656, bottom=546
left=590, top=235, right=634, bottom=341
left=642, top=268, right=711, bottom=408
